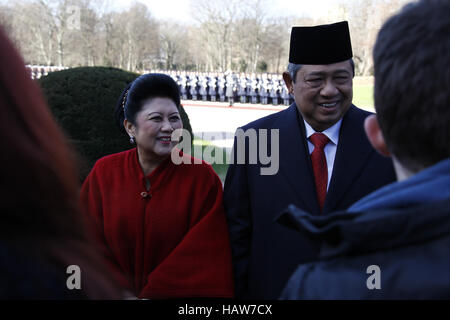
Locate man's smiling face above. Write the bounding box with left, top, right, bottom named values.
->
left=287, top=60, right=353, bottom=132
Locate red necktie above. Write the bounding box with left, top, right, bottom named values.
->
left=310, top=133, right=329, bottom=211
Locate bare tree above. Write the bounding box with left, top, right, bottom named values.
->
left=4, top=0, right=415, bottom=74
left=64, top=0, right=101, bottom=67
left=346, top=0, right=412, bottom=75
left=237, top=0, right=269, bottom=72
left=123, top=3, right=159, bottom=71
left=98, top=2, right=159, bottom=71
left=191, top=0, right=241, bottom=71
left=10, top=0, right=78, bottom=66
left=259, top=18, right=291, bottom=74
left=159, top=21, right=188, bottom=70
left=0, top=5, right=14, bottom=37
left=11, top=0, right=56, bottom=65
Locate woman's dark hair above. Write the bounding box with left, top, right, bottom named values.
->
left=114, top=73, right=181, bottom=134
left=0, top=26, right=121, bottom=299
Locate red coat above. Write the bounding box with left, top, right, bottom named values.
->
left=80, top=148, right=234, bottom=298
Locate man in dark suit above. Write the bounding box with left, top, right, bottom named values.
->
left=223, top=21, right=396, bottom=299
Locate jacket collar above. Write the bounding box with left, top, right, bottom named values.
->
left=276, top=194, right=450, bottom=259
left=349, top=157, right=450, bottom=212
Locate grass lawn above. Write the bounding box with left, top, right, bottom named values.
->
left=353, top=76, right=375, bottom=111
left=211, top=162, right=229, bottom=183
left=186, top=138, right=230, bottom=183
left=353, top=84, right=375, bottom=111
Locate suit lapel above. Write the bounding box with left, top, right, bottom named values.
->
left=323, top=105, right=374, bottom=213
left=276, top=104, right=321, bottom=214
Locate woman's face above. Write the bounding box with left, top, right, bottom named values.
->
left=127, top=97, right=183, bottom=161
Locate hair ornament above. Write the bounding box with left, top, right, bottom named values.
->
left=122, top=89, right=129, bottom=109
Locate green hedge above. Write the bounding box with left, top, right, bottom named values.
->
left=38, top=66, right=193, bottom=181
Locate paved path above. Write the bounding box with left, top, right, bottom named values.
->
left=182, top=100, right=285, bottom=149
left=182, top=100, right=374, bottom=150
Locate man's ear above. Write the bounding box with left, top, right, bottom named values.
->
left=124, top=119, right=135, bottom=138
left=364, top=114, right=391, bottom=157
left=282, top=72, right=293, bottom=94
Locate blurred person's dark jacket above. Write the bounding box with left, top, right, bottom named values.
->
left=278, top=158, right=450, bottom=299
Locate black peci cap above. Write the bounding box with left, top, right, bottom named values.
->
left=289, top=21, right=353, bottom=65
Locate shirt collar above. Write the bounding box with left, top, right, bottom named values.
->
left=304, top=119, right=342, bottom=146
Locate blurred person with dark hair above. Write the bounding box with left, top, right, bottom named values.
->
left=279, top=0, right=450, bottom=299
left=80, top=73, right=234, bottom=299
left=0, top=27, right=122, bottom=299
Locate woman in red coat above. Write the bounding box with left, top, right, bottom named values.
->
left=80, top=73, right=234, bottom=299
